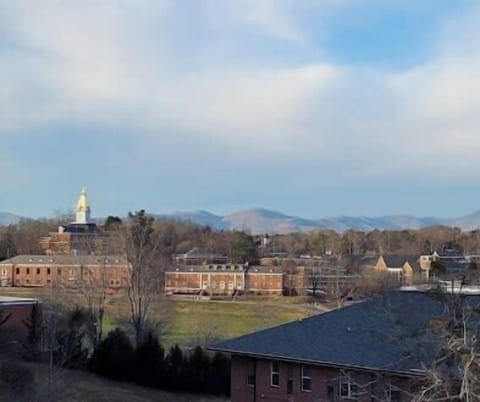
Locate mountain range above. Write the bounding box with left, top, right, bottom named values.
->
left=156, top=208, right=480, bottom=234
left=2, top=209, right=480, bottom=234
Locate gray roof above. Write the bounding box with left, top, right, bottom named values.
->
left=209, top=291, right=480, bottom=376
left=0, top=255, right=127, bottom=266
left=347, top=255, right=378, bottom=268
left=382, top=255, right=420, bottom=268
left=166, top=265, right=283, bottom=274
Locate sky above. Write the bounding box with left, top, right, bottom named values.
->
left=1, top=0, right=480, bottom=220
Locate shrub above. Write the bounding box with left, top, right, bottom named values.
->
left=91, top=328, right=134, bottom=379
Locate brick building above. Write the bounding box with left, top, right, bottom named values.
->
left=373, top=255, right=429, bottom=284
left=0, top=255, right=129, bottom=290
left=209, top=291, right=470, bottom=402
left=0, top=296, right=39, bottom=347
left=165, top=264, right=285, bottom=296
left=0, top=189, right=130, bottom=291
left=39, top=188, right=114, bottom=255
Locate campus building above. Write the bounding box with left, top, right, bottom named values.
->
left=0, top=188, right=129, bottom=290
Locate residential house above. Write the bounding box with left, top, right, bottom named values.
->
left=373, top=256, right=428, bottom=284
left=209, top=291, right=476, bottom=402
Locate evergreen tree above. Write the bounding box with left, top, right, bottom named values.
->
left=91, top=328, right=134, bottom=379
left=132, top=331, right=165, bottom=387
left=165, top=344, right=184, bottom=391
left=22, top=302, right=43, bottom=362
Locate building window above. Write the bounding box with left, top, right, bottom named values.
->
left=228, top=282, right=234, bottom=290
left=301, top=365, right=312, bottom=391
left=246, top=360, right=256, bottom=387
left=339, top=373, right=358, bottom=399
left=270, top=361, right=280, bottom=387
left=57, top=268, right=61, bottom=275
left=47, top=268, right=51, bottom=275
left=219, top=281, right=225, bottom=290
left=26, top=268, right=30, bottom=275
left=1, top=268, right=5, bottom=276
left=387, top=384, right=402, bottom=402
left=37, top=268, right=40, bottom=275
left=16, top=268, right=19, bottom=275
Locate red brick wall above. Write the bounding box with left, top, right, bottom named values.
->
left=247, top=273, right=283, bottom=295
left=165, top=272, right=245, bottom=295
left=0, top=302, right=36, bottom=344
left=165, top=272, right=202, bottom=293
left=0, top=263, right=130, bottom=290
left=231, top=356, right=413, bottom=402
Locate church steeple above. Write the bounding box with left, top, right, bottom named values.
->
left=75, top=187, right=91, bottom=224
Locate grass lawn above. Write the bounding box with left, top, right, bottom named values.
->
left=0, top=287, right=315, bottom=346
left=167, top=299, right=312, bottom=346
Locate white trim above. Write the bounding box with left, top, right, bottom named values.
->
left=301, top=365, right=312, bottom=392
left=270, top=361, right=280, bottom=387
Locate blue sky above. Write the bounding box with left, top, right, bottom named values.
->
left=1, top=0, right=480, bottom=220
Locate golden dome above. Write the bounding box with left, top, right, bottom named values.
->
left=76, top=187, right=90, bottom=212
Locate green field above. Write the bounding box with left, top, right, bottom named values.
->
left=0, top=288, right=314, bottom=346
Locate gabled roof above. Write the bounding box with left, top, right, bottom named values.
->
left=347, top=255, right=378, bottom=268
left=381, top=255, right=419, bottom=268
left=209, top=292, right=480, bottom=376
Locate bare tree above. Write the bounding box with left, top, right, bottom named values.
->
left=411, top=290, right=480, bottom=401
left=122, top=210, right=164, bottom=347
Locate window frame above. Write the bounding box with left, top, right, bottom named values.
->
left=270, top=361, right=280, bottom=387
left=301, top=365, right=312, bottom=392
left=339, top=373, right=358, bottom=399
left=246, top=360, right=256, bottom=387
left=387, top=383, right=402, bottom=402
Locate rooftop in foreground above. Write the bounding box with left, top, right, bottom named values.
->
left=209, top=290, right=480, bottom=376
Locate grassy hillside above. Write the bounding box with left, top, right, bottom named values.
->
left=0, top=361, right=229, bottom=402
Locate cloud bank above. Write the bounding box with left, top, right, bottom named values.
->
left=1, top=0, right=479, bottom=216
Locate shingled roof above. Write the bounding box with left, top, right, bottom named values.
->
left=209, top=291, right=480, bottom=376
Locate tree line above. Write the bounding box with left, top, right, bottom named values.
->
left=2, top=214, right=480, bottom=262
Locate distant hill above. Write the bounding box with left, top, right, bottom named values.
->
left=157, top=208, right=480, bottom=234
left=0, top=212, right=25, bottom=226
left=3, top=208, right=480, bottom=234
left=316, top=215, right=442, bottom=232
left=443, top=210, right=480, bottom=231
left=156, top=210, right=229, bottom=230
left=224, top=208, right=319, bottom=233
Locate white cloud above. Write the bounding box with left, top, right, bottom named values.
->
left=1, top=1, right=480, bottom=179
